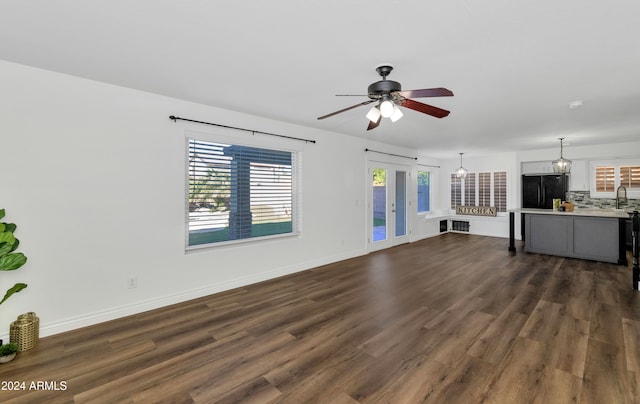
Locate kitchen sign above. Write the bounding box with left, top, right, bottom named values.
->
left=455, top=206, right=497, bottom=217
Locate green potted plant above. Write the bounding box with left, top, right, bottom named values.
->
left=0, top=208, right=28, bottom=361
left=0, top=342, right=18, bottom=363
left=0, top=208, right=28, bottom=305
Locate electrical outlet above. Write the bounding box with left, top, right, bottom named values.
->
left=127, top=276, right=138, bottom=289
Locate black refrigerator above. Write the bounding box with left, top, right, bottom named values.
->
left=522, top=174, right=568, bottom=209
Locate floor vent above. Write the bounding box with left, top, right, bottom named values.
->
left=451, top=220, right=470, bottom=232
left=440, top=220, right=448, bottom=233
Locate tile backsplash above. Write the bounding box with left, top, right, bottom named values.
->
left=568, top=191, right=640, bottom=212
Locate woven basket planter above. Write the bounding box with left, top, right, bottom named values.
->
left=10, top=312, right=39, bottom=351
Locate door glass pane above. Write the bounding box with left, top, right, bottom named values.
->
left=395, top=171, right=406, bottom=237
left=373, top=168, right=386, bottom=242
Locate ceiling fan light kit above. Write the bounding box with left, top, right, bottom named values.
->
left=318, top=65, right=453, bottom=130
left=379, top=98, right=395, bottom=118
left=390, top=106, right=403, bottom=122
left=366, top=106, right=381, bottom=123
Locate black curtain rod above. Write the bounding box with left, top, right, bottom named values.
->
left=418, top=163, right=441, bottom=168
left=365, top=148, right=417, bottom=160
left=169, top=115, right=316, bottom=144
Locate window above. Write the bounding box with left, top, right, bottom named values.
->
left=450, top=174, right=461, bottom=209
left=590, top=160, right=640, bottom=198
left=493, top=171, right=507, bottom=212
left=187, top=138, right=298, bottom=247
left=478, top=172, right=491, bottom=207
left=620, top=166, right=640, bottom=189
left=595, top=166, right=615, bottom=192
left=417, top=171, right=431, bottom=213
left=464, top=173, right=476, bottom=206
left=450, top=171, right=508, bottom=213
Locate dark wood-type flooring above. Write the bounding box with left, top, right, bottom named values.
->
left=1, top=233, right=640, bottom=403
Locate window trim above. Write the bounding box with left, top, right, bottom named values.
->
left=590, top=159, right=640, bottom=199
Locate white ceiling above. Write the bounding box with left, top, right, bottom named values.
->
left=2, top=1, right=640, bottom=159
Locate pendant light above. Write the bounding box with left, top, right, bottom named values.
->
left=455, top=152, right=468, bottom=178
left=552, top=137, right=572, bottom=173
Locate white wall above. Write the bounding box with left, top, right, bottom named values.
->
left=0, top=61, right=450, bottom=340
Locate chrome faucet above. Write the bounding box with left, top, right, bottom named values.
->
left=617, top=185, right=627, bottom=209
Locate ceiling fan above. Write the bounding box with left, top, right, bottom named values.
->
left=317, top=65, right=453, bottom=130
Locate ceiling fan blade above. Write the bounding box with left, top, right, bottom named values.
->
left=317, top=100, right=375, bottom=120
left=395, top=87, right=453, bottom=99
left=400, top=98, right=450, bottom=118
left=367, top=116, right=381, bottom=131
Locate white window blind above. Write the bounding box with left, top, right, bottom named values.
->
left=187, top=139, right=297, bottom=247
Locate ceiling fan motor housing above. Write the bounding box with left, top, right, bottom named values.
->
left=368, top=80, right=401, bottom=99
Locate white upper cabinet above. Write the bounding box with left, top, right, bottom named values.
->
left=569, top=160, right=588, bottom=191
left=521, top=159, right=589, bottom=191
left=521, top=161, right=555, bottom=174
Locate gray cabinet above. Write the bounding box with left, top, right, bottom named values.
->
left=524, top=214, right=620, bottom=263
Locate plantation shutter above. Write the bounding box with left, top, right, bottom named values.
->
left=478, top=172, right=491, bottom=207
left=464, top=173, right=476, bottom=206
left=450, top=174, right=461, bottom=209
left=620, top=166, right=640, bottom=188
left=494, top=172, right=507, bottom=212
left=451, top=171, right=506, bottom=212
left=595, top=166, right=615, bottom=192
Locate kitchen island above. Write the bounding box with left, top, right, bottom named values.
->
left=508, top=208, right=629, bottom=265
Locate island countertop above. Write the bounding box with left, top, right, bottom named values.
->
left=510, top=208, right=630, bottom=219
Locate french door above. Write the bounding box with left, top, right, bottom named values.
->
left=368, top=162, right=410, bottom=251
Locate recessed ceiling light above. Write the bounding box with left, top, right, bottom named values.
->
left=568, top=100, right=584, bottom=109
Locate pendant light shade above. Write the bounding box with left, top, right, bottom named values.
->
left=552, top=138, right=572, bottom=173
left=389, top=106, right=403, bottom=122
left=366, top=106, right=381, bottom=123
left=455, top=152, right=468, bottom=178
left=379, top=97, right=395, bottom=118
